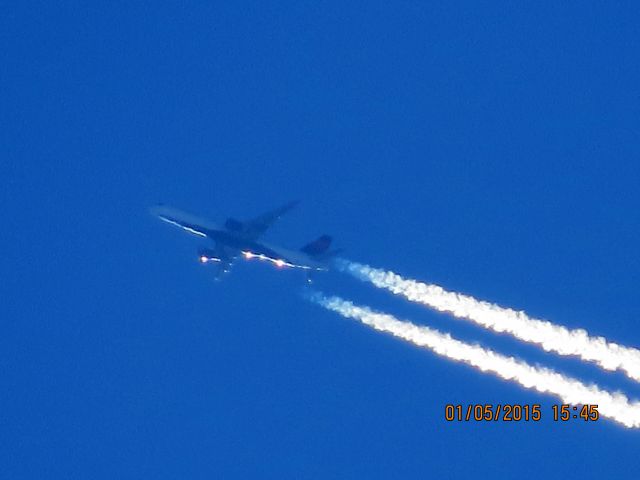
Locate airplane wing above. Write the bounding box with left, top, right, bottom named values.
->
left=241, top=200, right=299, bottom=240
left=150, top=205, right=220, bottom=238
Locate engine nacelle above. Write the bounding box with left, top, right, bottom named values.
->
left=197, top=247, right=222, bottom=264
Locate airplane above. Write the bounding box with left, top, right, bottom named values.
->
left=150, top=201, right=339, bottom=281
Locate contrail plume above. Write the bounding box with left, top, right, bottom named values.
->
left=336, top=259, right=640, bottom=383
left=307, top=291, right=640, bottom=428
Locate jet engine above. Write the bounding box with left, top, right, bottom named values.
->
left=197, top=247, right=222, bottom=264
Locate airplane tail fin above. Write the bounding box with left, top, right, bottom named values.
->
left=300, top=235, right=332, bottom=256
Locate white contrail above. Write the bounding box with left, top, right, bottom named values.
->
left=307, top=291, right=640, bottom=428
left=336, top=259, right=640, bottom=383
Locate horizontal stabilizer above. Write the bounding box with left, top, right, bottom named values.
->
left=300, top=235, right=332, bottom=256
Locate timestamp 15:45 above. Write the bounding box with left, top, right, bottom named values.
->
left=552, top=404, right=599, bottom=421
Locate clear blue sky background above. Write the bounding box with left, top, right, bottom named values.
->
left=3, top=2, right=640, bottom=478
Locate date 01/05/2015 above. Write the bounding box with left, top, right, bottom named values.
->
left=444, top=404, right=599, bottom=422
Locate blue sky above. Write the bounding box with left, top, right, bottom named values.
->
left=2, top=2, right=640, bottom=478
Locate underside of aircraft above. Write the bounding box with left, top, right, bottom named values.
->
left=150, top=201, right=340, bottom=281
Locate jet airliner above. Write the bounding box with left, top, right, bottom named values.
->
left=150, top=201, right=339, bottom=280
